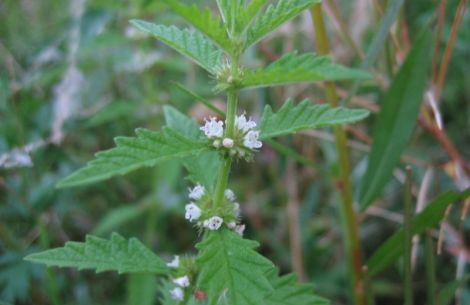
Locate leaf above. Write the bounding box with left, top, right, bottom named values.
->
left=127, top=273, right=157, bottom=305
left=57, top=127, right=209, bottom=188
left=367, top=188, right=470, bottom=276
left=163, top=105, right=202, bottom=140
left=163, top=105, right=221, bottom=191
left=439, top=276, right=470, bottom=305
left=216, top=0, right=267, bottom=36
left=196, top=228, right=274, bottom=305
left=246, top=0, right=321, bottom=48
left=241, top=52, right=370, bottom=89
left=163, top=0, right=232, bottom=53
left=259, top=99, right=369, bottom=139
left=130, top=21, right=222, bottom=74
left=184, top=152, right=221, bottom=192
left=359, top=31, right=433, bottom=208
left=25, top=233, right=169, bottom=274
left=265, top=269, right=330, bottom=305
left=92, top=205, right=146, bottom=236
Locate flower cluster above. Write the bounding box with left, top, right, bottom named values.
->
left=200, top=113, right=262, bottom=159
left=184, top=184, right=245, bottom=235
left=166, top=255, right=193, bottom=303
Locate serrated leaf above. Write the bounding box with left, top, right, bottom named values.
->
left=246, top=0, right=320, bottom=48
left=163, top=0, right=232, bottom=53
left=359, top=31, right=433, bottom=209
left=265, top=269, right=330, bottom=305
left=130, top=21, right=222, bottom=74
left=217, top=0, right=267, bottom=36
left=25, top=233, right=169, bottom=274
left=127, top=273, right=157, bottom=305
left=196, top=228, right=274, bottom=305
left=367, top=188, right=470, bottom=276
left=93, top=205, right=146, bottom=236
left=241, top=52, right=370, bottom=89
left=163, top=105, right=221, bottom=191
left=259, top=99, right=369, bottom=139
left=57, top=127, right=209, bottom=188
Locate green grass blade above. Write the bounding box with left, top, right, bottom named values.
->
left=343, top=0, right=405, bottom=105
left=403, top=168, right=413, bottom=305
left=367, top=188, right=470, bottom=276
left=359, top=31, right=433, bottom=209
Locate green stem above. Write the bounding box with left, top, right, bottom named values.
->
left=213, top=56, right=239, bottom=208
left=38, top=220, right=60, bottom=305
left=403, top=167, right=414, bottom=305
left=424, top=230, right=436, bottom=305
left=310, top=5, right=366, bottom=305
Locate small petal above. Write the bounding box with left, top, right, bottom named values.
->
left=173, top=275, right=190, bottom=287
left=243, top=130, right=262, bottom=149
left=235, top=224, right=246, bottom=236
left=200, top=117, right=224, bottom=138
left=203, top=216, right=224, bottom=231
left=188, top=184, right=205, bottom=200
left=224, top=189, right=236, bottom=201
left=235, top=114, right=257, bottom=133
left=227, top=221, right=237, bottom=229
left=222, top=138, right=234, bottom=148
left=185, top=203, right=202, bottom=222
left=170, top=287, right=184, bottom=301
left=167, top=255, right=180, bottom=268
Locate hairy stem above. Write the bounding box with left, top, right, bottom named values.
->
left=213, top=56, right=239, bottom=208
left=310, top=4, right=366, bottom=305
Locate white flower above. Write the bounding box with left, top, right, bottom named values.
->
left=235, top=114, right=257, bottom=133
left=185, top=203, right=202, bottom=222
left=222, top=138, right=234, bottom=148
left=203, top=216, right=224, bottom=230
left=235, top=224, right=246, bottom=236
left=233, top=202, right=240, bottom=217
left=173, top=275, right=190, bottom=287
left=170, top=287, right=184, bottom=301
left=167, top=255, right=180, bottom=268
left=188, top=184, right=205, bottom=200
left=200, top=117, right=224, bottom=138
left=243, top=130, right=262, bottom=149
left=227, top=221, right=237, bottom=229
left=224, top=189, right=236, bottom=201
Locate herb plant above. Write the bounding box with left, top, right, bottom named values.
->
left=25, top=1, right=371, bottom=304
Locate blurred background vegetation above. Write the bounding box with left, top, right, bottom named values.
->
left=0, top=0, right=469, bottom=304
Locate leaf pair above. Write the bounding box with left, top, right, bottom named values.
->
left=57, top=102, right=368, bottom=188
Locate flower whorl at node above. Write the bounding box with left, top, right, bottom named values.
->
left=183, top=184, right=245, bottom=234
left=213, top=59, right=244, bottom=91
left=200, top=113, right=262, bottom=160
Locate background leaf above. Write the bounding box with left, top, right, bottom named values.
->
left=359, top=31, right=433, bottom=209
left=367, top=188, right=470, bottom=276
left=259, top=99, right=369, bottom=139
left=196, top=228, right=275, bottom=305
left=130, top=21, right=222, bottom=73
left=265, top=270, right=330, bottom=305
left=241, top=52, right=369, bottom=89
left=163, top=0, right=232, bottom=53
left=246, top=0, right=320, bottom=48
left=163, top=105, right=221, bottom=191
left=25, top=233, right=169, bottom=274
left=57, top=127, right=209, bottom=188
